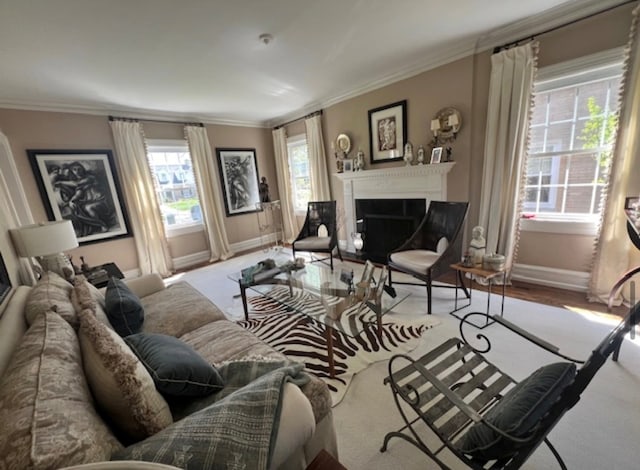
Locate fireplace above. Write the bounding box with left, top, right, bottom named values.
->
left=335, top=162, right=455, bottom=254
left=355, top=198, right=426, bottom=262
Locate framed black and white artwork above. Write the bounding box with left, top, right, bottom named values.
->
left=0, top=250, right=11, bottom=305
left=28, top=149, right=131, bottom=245
left=368, top=100, right=407, bottom=164
left=216, top=148, right=261, bottom=217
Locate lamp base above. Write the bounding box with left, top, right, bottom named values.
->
left=37, top=253, right=74, bottom=279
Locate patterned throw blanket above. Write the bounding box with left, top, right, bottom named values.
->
left=113, top=360, right=309, bottom=470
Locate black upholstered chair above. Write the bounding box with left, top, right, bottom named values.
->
left=292, top=200, right=343, bottom=271
left=387, top=200, right=469, bottom=314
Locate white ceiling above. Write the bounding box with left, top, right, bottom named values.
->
left=0, top=0, right=628, bottom=126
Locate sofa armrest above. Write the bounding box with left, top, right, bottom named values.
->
left=124, top=274, right=165, bottom=299
left=60, top=462, right=182, bottom=470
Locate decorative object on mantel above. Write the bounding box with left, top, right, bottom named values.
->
left=368, top=100, right=407, bottom=164
left=332, top=133, right=351, bottom=173
left=343, top=159, right=354, bottom=172
left=355, top=149, right=365, bottom=171
left=430, top=147, right=443, bottom=164
left=403, top=142, right=414, bottom=166
left=417, top=146, right=425, bottom=165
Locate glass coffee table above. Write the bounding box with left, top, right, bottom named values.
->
left=229, top=260, right=410, bottom=377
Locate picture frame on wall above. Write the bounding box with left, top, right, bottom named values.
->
left=0, top=251, right=11, bottom=305
left=430, top=146, right=443, bottom=164
left=28, top=149, right=131, bottom=245
left=216, top=148, right=261, bottom=217
left=368, top=99, right=407, bottom=164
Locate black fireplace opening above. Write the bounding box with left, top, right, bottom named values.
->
left=354, top=198, right=426, bottom=263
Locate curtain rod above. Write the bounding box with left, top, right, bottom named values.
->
left=108, top=115, right=204, bottom=127
left=493, top=0, right=636, bottom=53
left=273, top=109, right=323, bottom=130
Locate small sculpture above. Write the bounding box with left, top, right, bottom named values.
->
left=417, top=146, right=425, bottom=165
left=259, top=176, right=271, bottom=203
left=403, top=142, right=414, bottom=165
left=355, top=149, right=365, bottom=171
left=468, top=226, right=486, bottom=266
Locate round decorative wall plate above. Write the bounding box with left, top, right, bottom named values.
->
left=336, top=133, right=351, bottom=154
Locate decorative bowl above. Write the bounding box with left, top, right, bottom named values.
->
left=482, top=253, right=506, bottom=271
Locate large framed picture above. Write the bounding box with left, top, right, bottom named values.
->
left=0, top=250, right=11, bottom=305
left=28, top=149, right=131, bottom=245
left=216, top=148, right=261, bottom=217
left=368, top=100, right=407, bottom=164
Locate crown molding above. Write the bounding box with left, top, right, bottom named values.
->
left=0, top=99, right=268, bottom=128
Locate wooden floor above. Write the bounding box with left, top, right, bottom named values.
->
left=438, top=271, right=629, bottom=319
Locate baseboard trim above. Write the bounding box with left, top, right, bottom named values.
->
left=230, top=234, right=279, bottom=254
left=172, top=250, right=211, bottom=270
left=511, top=263, right=589, bottom=292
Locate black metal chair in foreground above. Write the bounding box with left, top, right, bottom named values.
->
left=381, top=302, right=640, bottom=469
left=387, top=200, right=470, bottom=314
left=292, top=200, right=343, bottom=271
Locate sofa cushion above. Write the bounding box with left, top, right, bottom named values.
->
left=105, top=277, right=144, bottom=336
left=457, top=362, right=577, bottom=461
left=0, top=310, right=122, bottom=469
left=25, top=270, right=78, bottom=328
left=71, top=275, right=112, bottom=327
left=125, top=333, right=224, bottom=397
left=141, top=281, right=226, bottom=338
left=78, top=307, right=173, bottom=442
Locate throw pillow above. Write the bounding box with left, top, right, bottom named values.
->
left=456, top=362, right=577, bottom=461
left=0, top=311, right=122, bottom=469
left=24, top=270, right=77, bottom=328
left=105, top=277, right=144, bottom=336
left=77, top=307, right=173, bottom=442
left=125, top=333, right=224, bottom=397
left=71, top=275, right=112, bottom=327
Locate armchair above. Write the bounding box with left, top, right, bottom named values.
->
left=387, top=200, right=469, bottom=314
left=292, top=201, right=343, bottom=271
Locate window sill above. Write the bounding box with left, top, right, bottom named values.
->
left=519, top=218, right=598, bottom=236
left=166, top=223, right=204, bottom=238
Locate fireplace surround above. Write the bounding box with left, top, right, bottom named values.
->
left=334, top=162, right=455, bottom=254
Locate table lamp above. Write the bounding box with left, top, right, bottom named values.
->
left=10, top=220, right=79, bottom=277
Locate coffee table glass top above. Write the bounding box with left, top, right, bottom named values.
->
left=230, top=259, right=411, bottom=337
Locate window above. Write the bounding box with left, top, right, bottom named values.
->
left=146, top=139, right=202, bottom=235
left=287, top=134, right=311, bottom=213
left=523, top=49, right=624, bottom=226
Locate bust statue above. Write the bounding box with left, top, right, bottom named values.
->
left=468, top=225, right=486, bottom=266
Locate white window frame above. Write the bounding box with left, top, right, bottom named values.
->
left=146, top=139, right=203, bottom=238
left=521, top=47, right=624, bottom=236
left=287, top=134, right=310, bottom=216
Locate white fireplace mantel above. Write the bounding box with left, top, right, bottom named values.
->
left=334, top=162, right=455, bottom=251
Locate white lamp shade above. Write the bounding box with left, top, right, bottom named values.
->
left=430, top=119, right=441, bottom=131
left=11, top=220, right=79, bottom=257
left=448, top=113, right=459, bottom=126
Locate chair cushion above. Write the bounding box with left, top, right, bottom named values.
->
left=389, top=250, right=441, bottom=274
left=0, top=311, right=122, bottom=469
left=105, top=277, right=144, bottom=336
left=457, top=362, right=577, bottom=461
left=77, top=307, right=173, bottom=442
left=124, top=333, right=224, bottom=397
left=294, top=236, right=331, bottom=251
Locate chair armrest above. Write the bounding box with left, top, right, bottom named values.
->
left=459, top=313, right=585, bottom=364
left=124, top=273, right=166, bottom=298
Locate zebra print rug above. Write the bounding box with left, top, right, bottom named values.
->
left=237, top=288, right=440, bottom=406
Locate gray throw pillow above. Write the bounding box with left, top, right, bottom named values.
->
left=456, top=362, right=576, bottom=461
left=124, top=333, right=224, bottom=397
left=105, top=277, right=144, bottom=336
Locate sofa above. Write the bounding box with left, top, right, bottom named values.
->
left=0, top=271, right=337, bottom=470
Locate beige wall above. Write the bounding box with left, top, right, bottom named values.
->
left=0, top=109, right=274, bottom=272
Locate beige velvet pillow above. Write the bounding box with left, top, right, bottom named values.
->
left=0, top=311, right=122, bottom=469
left=25, top=271, right=77, bottom=327
left=71, top=275, right=112, bottom=327
left=78, top=307, right=173, bottom=442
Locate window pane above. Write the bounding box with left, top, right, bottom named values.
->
left=547, top=88, right=576, bottom=122
left=546, top=122, right=574, bottom=151
left=288, top=139, right=310, bottom=212
left=147, top=147, right=202, bottom=228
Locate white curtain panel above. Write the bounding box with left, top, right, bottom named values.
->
left=478, top=42, right=538, bottom=273
left=109, top=120, right=173, bottom=276
left=0, top=131, right=36, bottom=285
left=305, top=114, right=331, bottom=201
left=272, top=127, right=299, bottom=242
left=184, top=125, right=233, bottom=262
left=589, top=4, right=640, bottom=304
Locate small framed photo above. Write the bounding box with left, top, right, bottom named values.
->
left=343, top=159, right=354, bottom=172
left=430, top=147, right=443, bottom=164
left=216, top=148, right=261, bottom=217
